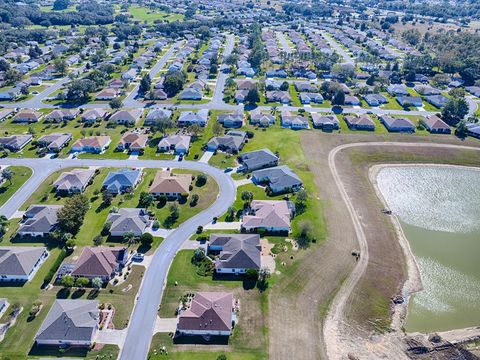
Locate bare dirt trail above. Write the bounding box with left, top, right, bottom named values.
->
left=323, top=141, right=480, bottom=360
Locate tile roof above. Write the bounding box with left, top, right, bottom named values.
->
left=149, top=171, right=191, bottom=194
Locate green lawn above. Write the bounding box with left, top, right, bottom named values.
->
left=129, top=5, right=184, bottom=23
left=0, top=166, right=33, bottom=207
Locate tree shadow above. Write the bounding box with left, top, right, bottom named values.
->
left=71, top=289, right=86, bottom=299
left=56, top=287, right=70, bottom=299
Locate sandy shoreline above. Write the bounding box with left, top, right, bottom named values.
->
left=369, top=162, right=480, bottom=334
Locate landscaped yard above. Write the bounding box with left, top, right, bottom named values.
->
left=0, top=166, right=33, bottom=207
left=129, top=5, right=184, bottom=23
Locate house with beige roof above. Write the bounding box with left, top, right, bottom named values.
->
left=81, top=108, right=109, bottom=123
left=177, top=292, right=236, bottom=337
left=13, top=109, right=43, bottom=123
left=71, top=136, right=111, bottom=153
left=45, top=109, right=79, bottom=122
left=71, top=246, right=128, bottom=282
left=95, top=88, right=118, bottom=101
left=0, top=134, right=32, bottom=151
left=117, top=132, right=149, bottom=152
left=109, top=109, right=143, bottom=125
left=53, top=169, right=95, bottom=195
left=242, top=200, right=294, bottom=233
left=149, top=171, right=192, bottom=199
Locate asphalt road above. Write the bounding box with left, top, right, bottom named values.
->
left=320, top=31, right=354, bottom=65
left=276, top=31, right=294, bottom=54
left=0, top=157, right=236, bottom=360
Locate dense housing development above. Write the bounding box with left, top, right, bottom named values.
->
left=0, top=1, right=479, bottom=360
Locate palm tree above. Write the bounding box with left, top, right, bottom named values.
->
left=2, top=168, right=13, bottom=186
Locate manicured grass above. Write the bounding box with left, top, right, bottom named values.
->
left=184, top=110, right=224, bottom=161
left=208, top=151, right=238, bottom=168
left=380, top=93, right=404, bottom=110
left=28, top=344, right=119, bottom=359
left=160, top=250, right=242, bottom=317
left=0, top=166, right=33, bottom=207
left=288, top=84, right=301, bottom=107
left=129, top=5, right=184, bottom=23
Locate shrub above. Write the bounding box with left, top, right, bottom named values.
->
left=196, top=174, right=207, bottom=186
left=44, top=249, right=66, bottom=285
left=140, top=232, right=154, bottom=247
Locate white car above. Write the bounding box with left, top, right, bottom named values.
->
left=132, top=253, right=144, bottom=262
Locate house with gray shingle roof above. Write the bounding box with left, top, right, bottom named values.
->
left=252, top=165, right=302, bottom=194
left=238, top=149, right=278, bottom=173
left=249, top=110, right=275, bottom=127
left=421, top=115, right=451, bottom=134
left=158, top=135, right=191, bottom=154
left=344, top=115, right=375, bottom=131
left=106, top=208, right=150, bottom=237
left=18, top=205, right=63, bottom=237
left=37, top=133, right=72, bottom=152
left=35, top=300, right=99, bottom=346
left=208, top=234, right=261, bottom=274
left=53, top=169, right=95, bottom=195
left=102, top=169, right=142, bottom=194
left=0, top=134, right=32, bottom=151
left=207, top=131, right=246, bottom=153
left=311, top=114, right=339, bottom=131
left=0, top=246, right=48, bottom=282
left=217, top=110, right=244, bottom=128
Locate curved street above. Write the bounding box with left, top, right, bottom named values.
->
left=0, top=157, right=236, bottom=360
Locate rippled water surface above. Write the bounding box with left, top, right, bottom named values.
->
left=377, top=166, right=480, bottom=332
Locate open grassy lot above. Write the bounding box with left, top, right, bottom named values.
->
left=0, top=166, right=33, bottom=207
left=184, top=110, right=225, bottom=161
left=129, top=5, right=184, bottom=23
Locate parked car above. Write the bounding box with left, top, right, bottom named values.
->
left=132, top=252, right=144, bottom=262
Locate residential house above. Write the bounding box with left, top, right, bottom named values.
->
left=266, top=91, right=291, bottom=104
left=311, top=114, right=339, bottom=131
left=144, top=109, right=172, bottom=126
left=364, top=94, right=387, bottom=107
left=415, top=85, right=440, bottom=96
left=234, top=90, right=249, bottom=103
left=35, top=300, right=99, bottom=346
left=425, top=95, right=449, bottom=109
left=109, top=78, right=125, bottom=89
left=53, top=169, right=95, bottom=194
left=217, top=110, right=244, bottom=128
left=158, top=135, right=191, bottom=154
left=110, top=109, right=143, bottom=125
left=207, top=234, right=261, bottom=274
left=177, top=110, right=209, bottom=127
left=397, top=96, right=423, bottom=108
left=207, top=131, right=246, bottom=153
left=387, top=84, right=409, bottom=96
left=0, top=246, right=48, bottom=282
left=465, top=86, right=480, bottom=98
left=102, top=169, right=142, bottom=194
left=280, top=111, right=309, bottom=129
left=81, top=108, right=109, bottom=123
left=149, top=171, right=192, bottom=199
left=13, top=109, right=43, bottom=123
left=295, top=82, right=318, bottom=92
left=344, top=95, right=361, bottom=106
left=122, top=69, right=137, bottom=81
left=252, top=165, right=302, bottom=194
left=71, top=246, right=128, bottom=281
left=237, top=149, right=279, bottom=173
left=117, top=132, right=149, bottom=152
left=95, top=88, right=118, bottom=101
left=380, top=115, right=416, bottom=133
left=18, top=205, right=62, bottom=237
left=106, top=208, right=150, bottom=237
left=0, top=109, right=13, bottom=121
left=237, top=80, right=256, bottom=91
left=421, top=115, right=451, bottom=134
left=37, top=133, right=72, bottom=152
left=466, top=123, right=480, bottom=139
left=242, top=200, right=293, bottom=233
left=71, top=136, right=111, bottom=153
left=45, top=109, right=79, bottom=122
left=344, top=115, right=375, bottom=131
left=0, top=134, right=32, bottom=151
left=299, top=92, right=324, bottom=104
left=176, top=292, right=236, bottom=337
left=179, top=87, right=203, bottom=100
left=249, top=110, right=275, bottom=127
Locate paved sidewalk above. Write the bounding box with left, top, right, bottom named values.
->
left=199, top=151, right=214, bottom=163
left=204, top=221, right=241, bottom=230
left=146, top=227, right=173, bottom=238
left=180, top=239, right=201, bottom=250
left=154, top=316, right=177, bottom=333
left=10, top=210, right=25, bottom=219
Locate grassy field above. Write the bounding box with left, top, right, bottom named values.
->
left=0, top=166, right=33, bottom=207
left=129, top=5, right=184, bottom=23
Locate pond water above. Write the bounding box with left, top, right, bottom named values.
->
left=376, top=165, right=480, bottom=332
